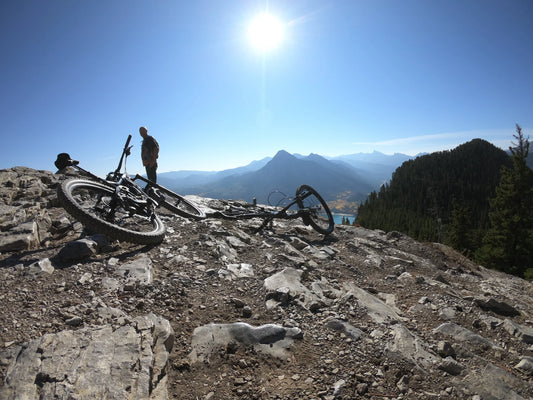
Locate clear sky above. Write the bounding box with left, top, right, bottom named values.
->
left=2, top=0, right=532, bottom=177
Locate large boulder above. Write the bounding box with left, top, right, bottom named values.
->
left=0, top=312, right=173, bottom=399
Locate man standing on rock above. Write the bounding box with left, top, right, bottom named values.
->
left=139, top=126, right=159, bottom=183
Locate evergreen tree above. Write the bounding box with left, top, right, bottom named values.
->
left=477, top=125, right=533, bottom=277
left=446, top=199, right=473, bottom=256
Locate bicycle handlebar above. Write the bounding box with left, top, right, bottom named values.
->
left=114, top=134, right=133, bottom=175
left=124, top=134, right=132, bottom=151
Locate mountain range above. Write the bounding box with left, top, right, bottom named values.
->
left=158, top=150, right=415, bottom=212
left=157, top=146, right=533, bottom=213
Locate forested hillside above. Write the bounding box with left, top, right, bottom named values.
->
left=355, top=139, right=511, bottom=247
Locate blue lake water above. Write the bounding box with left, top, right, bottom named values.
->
left=332, top=213, right=357, bottom=225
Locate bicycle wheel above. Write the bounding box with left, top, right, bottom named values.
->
left=149, top=185, right=206, bottom=220
left=295, top=185, right=334, bottom=235
left=58, top=179, right=165, bottom=245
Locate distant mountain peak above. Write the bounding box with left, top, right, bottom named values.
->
left=272, top=150, right=295, bottom=161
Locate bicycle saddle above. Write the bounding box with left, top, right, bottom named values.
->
left=54, top=153, right=79, bottom=170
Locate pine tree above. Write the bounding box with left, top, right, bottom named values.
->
left=477, top=125, right=533, bottom=277
left=446, top=199, right=473, bottom=256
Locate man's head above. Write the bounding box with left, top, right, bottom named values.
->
left=139, top=126, right=148, bottom=138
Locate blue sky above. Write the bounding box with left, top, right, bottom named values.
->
left=1, top=0, right=532, bottom=177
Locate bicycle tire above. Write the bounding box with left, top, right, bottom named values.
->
left=58, top=179, right=165, bottom=245
left=150, top=185, right=206, bottom=220
left=295, top=185, right=334, bottom=235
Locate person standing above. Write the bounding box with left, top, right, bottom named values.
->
left=139, top=126, right=159, bottom=183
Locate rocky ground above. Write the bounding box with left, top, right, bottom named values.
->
left=0, top=166, right=532, bottom=399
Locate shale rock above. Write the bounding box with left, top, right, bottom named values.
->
left=1, top=312, right=173, bottom=399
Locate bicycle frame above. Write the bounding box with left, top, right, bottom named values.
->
left=209, top=195, right=311, bottom=231
left=57, top=135, right=159, bottom=216
left=207, top=183, right=335, bottom=235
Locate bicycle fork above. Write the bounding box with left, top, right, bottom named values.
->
left=255, top=215, right=275, bottom=233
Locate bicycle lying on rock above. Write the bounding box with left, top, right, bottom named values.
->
left=205, top=186, right=335, bottom=235
left=55, top=135, right=334, bottom=245
left=55, top=135, right=205, bottom=245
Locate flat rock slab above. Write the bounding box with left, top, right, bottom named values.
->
left=189, top=322, right=303, bottom=362
left=342, top=282, right=405, bottom=324
left=263, top=267, right=328, bottom=310
left=0, top=221, right=39, bottom=252
left=434, top=322, right=500, bottom=349
left=457, top=361, right=531, bottom=400
left=324, top=318, right=363, bottom=340
left=0, top=313, right=173, bottom=400
left=387, top=323, right=439, bottom=369
left=503, top=319, right=533, bottom=344
left=116, top=254, right=153, bottom=285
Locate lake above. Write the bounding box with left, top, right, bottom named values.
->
left=332, top=213, right=357, bottom=225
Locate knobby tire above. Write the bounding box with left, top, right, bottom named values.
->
left=151, top=185, right=206, bottom=220
left=58, top=179, right=165, bottom=245
left=296, top=185, right=334, bottom=235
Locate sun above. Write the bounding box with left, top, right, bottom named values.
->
left=247, top=13, right=284, bottom=53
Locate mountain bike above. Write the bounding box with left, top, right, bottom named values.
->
left=55, top=135, right=205, bottom=245
left=206, top=185, right=335, bottom=235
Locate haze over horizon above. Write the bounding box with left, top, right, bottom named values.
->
left=2, top=1, right=532, bottom=178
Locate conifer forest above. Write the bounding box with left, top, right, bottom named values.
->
left=356, top=125, right=533, bottom=279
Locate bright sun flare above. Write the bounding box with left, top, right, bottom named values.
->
left=248, top=13, right=284, bottom=53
